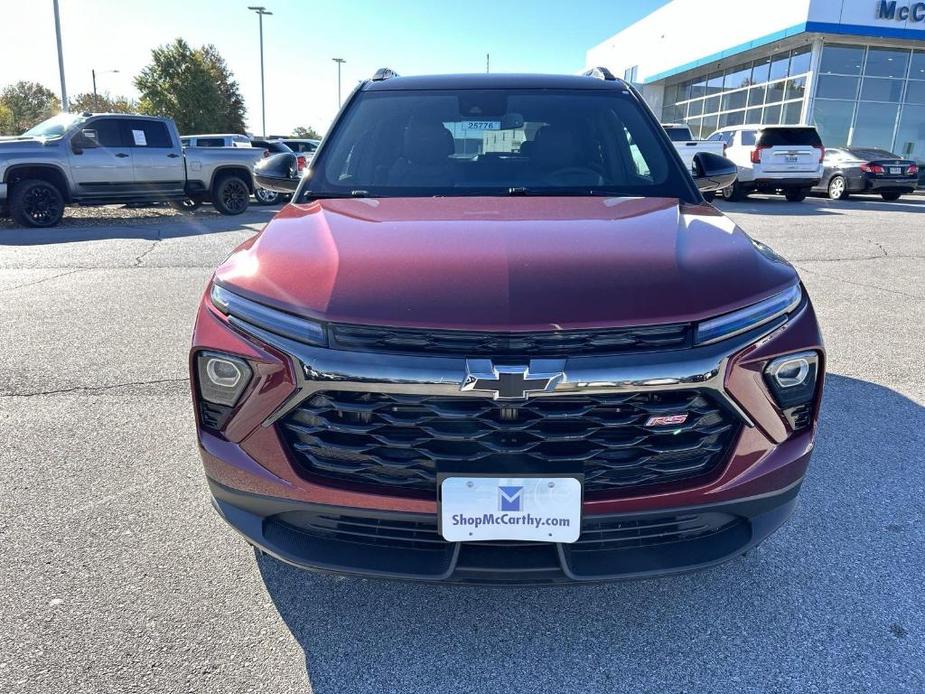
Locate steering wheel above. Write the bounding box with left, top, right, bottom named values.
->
left=544, top=166, right=604, bottom=186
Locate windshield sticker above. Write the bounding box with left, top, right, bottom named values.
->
left=132, top=129, right=147, bottom=146
left=460, top=120, right=500, bottom=131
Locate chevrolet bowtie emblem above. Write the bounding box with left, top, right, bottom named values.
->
left=461, top=359, right=565, bottom=400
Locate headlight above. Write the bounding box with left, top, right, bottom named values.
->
left=196, top=351, right=253, bottom=406
left=694, top=284, right=801, bottom=345
left=763, top=350, right=821, bottom=431
left=210, top=283, right=327, bottom=346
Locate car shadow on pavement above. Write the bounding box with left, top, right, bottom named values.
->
left=0, top=205, right=279, bottom=244
left=715, top=194, right=925, bottom=217
left=256, top=373, right=924, bottom=694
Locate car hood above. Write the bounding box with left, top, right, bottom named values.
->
left=214, top=196, right=798, bottom=331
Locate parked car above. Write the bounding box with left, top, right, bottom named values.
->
left=248, top=139, right=301, bottom=205
left=180, top=134, right=253, bottom=148
left=662, top=123, right=727, bottom=200
left=0, top=113, right=262, bottom=227
left=191, top=68, right=823, bottom=584
left=707, top=125, right=824, bottom=202
left=282, top=138, right=321, bottom=157
left=812, top=147, right=919, bottom=201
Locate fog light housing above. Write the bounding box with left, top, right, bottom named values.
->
left=764, top=351, right=820, bottom=430
left=197, top=351, right=253, bottom=407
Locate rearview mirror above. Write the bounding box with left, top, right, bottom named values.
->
left=691, top=152, right=738, bottom=193
left=254, top=152, right=300, bottom=193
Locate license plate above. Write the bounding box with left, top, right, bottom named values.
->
left=439, top=476, right=582, bottom=543
left=785, top=155, right=799, bottom=163
left=890, top=167, right=901, bottom=175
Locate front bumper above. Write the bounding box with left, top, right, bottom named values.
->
left=192, top=287, right=824, bottom=582
left=210, top=475, right=803, bottom=583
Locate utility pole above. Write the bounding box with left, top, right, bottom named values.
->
left=332, top=58, right=346, bottom=107
left=52, top=0, right=68, bottom=110
left=486, top=53, right=490, bottom=73
left=92, top=69, right=119, bottom=110
left=248, top=6, right=273, bottom=136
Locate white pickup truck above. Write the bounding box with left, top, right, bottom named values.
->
left=662, top=123, right=726, bottom=173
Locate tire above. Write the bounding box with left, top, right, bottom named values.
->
left=254, top=187, right=280, bottom=205
left=212, top=175, right=250, bottom=215
left=827, top=175, right=849, bottom=200
left=721, top=181, right=744, bottom=202
left=10, top=179, right=65, bottom=227
left=701, top=191, right=716, bottom=202
left=784, top=188, right=808, bottom=202
left=881, top=192, right=902, bottom=201
left=169, top=198, right=202, bottom=212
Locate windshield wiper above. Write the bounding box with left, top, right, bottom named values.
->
left=303, top=190, right=370, bottom=200
left=507, top=187, right=615, bottom=197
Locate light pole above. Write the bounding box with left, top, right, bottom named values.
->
left=52, top=0, right=68, bottom=110
left=332, top=58, right=346, bottom=107
left=248, top=5, right=273, bottom=136
left=92, top=69, right=119, bottom=110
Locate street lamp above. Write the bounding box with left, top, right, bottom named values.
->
left=332, top=58, right=346, bottom=107
left=52, top=0, right=68, bottom=110
left=92, top=69, right=119, bottom=110
left=248, top=5, right=273, bottom=136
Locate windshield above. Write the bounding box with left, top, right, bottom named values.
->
left=22, top=113, right=85, bottom=138
left=303, top=88, right=691, bottom=200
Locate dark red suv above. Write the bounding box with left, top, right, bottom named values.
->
left=190, top=69, right=824, bottom=583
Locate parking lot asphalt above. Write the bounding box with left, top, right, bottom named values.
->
left=1, top=195, right=923, bottom=693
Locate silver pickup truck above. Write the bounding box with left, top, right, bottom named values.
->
left=0, top=112, right=263, bottom=227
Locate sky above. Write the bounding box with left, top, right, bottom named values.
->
left=0, top=0, right=670, bottom=136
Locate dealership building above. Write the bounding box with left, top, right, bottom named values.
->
left=586, top=0, right=925, bottom=163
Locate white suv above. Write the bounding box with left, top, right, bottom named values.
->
left=706, top=125, right=824, bottom=202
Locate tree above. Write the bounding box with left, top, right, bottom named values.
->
left=0, top=101, right=13, bottom=136
left=0, top=81, right=61, bottom=135
left=134, top=38, right=247, bottom=134
left=292, top=125, right=321, bottom=139
left=69, top=92, right=138, bottom=114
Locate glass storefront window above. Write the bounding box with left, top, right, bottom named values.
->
left=785, top=76, right=806, bottom=101
left=747, top=85, right=766, bottom=107
left=751, top=57, right=771, bottom=84
left=769, top=52, right=790, bottom=81
left=782, top=100, right=803, bottom=125
left=820, top=44, right=864, bottom=75
left=703, top=95, right=720, bottom=114
left=906, top=81, right=925, bottom=105
left=720, top=110, right=745, bottom=127
left=724, top=64, right=751, bottom=90
left=860, top=78, right=903, bottom=102
left=701, top=113, right=720, bottom=137
left=691, top=79, right=707, bottom=100
left=745, top=106, right=763, bottom=124
left=911, top=51, right=925, bottom=79
left=766, top=80, right=786, bottom=103
left=706, top=72, right=724, bottom=95
left=688, top=98, right=704, bottom=117
left=816, top=75, right=859, bottom=100
left=865, top=47, right=909, bottom=79
left=722, top=89, right=747, bottom=111
left=851, top=102, right=899, bottom=149
left=790, top=47, right=811, bottom=76
left=893, top=104, right=925, bottom=161
left=812, top=99, right=854, bottom=147
left=763, top=104, right=781, bottom=125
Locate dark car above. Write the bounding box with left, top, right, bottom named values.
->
left=190, top=69, right=824, bottom=584
left=813, top=147, right=919, bottom=201
left=249, top=139, right=301, bottom=205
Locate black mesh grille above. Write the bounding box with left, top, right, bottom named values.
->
left=279, top=389, right=739, bottom=494
left=329, top=323, right=691, bottom=357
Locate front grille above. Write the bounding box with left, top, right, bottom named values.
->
left=279, top=389, right=739, bottom=494
left=271, top=509, right=740, bottom=551
left=329, top=323, right=691, bottom=357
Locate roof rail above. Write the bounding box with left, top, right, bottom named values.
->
left=371, top=68, right=399, bottom=81
left=583, top=67, right=617, bottom=81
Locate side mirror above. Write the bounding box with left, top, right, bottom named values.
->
left=254, top=152, right=300, bottom=193
left=691, top=152, right=738, bottom=193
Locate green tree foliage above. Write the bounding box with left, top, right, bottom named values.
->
left=292, top=125, right=321, bottom=139
left=134, top=38, right=247, bottom=135
left=69, top=92, right=138, bottom=114
left=0, top=81, right=61, bottom=135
